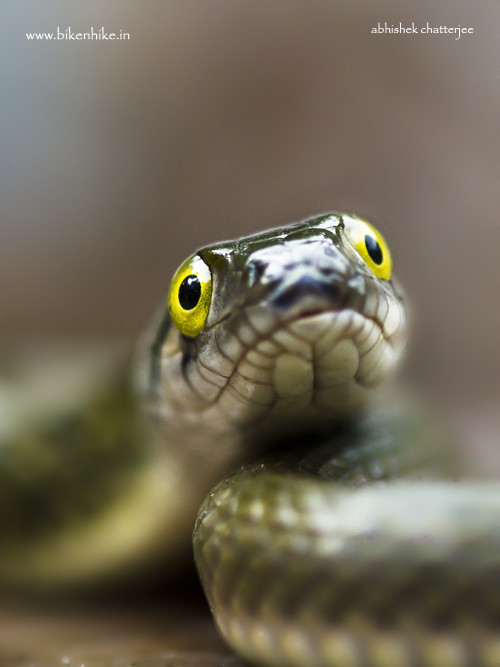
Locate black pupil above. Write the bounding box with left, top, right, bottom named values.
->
left=178, top=275, right=201, bottom=310
left=364, top=234, right=383, bottom=265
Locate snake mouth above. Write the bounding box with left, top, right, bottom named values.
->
left=277, top=281, right=405, bottom=352
left=255, top=269, right=403, bottom=351
left=295, top=308, right=328, bottom=319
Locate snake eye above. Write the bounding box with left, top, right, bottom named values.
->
left=178, top=275, right=201, bottom=310
left=168, top=255, right=212, bottom=337
left=343, top=215, right=392, bottom=281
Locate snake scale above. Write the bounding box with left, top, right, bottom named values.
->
left=0, top=213, right=499, bottom=666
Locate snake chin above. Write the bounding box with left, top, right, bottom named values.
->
left=213, top=308, right=401, bottom=439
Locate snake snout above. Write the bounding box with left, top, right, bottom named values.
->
left=245, top=235, right=363, bottom=322
left=273, top=275, right=344, bottom=313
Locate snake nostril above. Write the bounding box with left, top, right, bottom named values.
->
left=245, top=260, right=267, bottom=287
left=324, top=244, right=340, bottom=258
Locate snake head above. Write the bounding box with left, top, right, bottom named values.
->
left=146, top=214, right=407, bottom=450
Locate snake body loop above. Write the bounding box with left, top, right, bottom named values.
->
left=1, top=213, right=498, bottom=665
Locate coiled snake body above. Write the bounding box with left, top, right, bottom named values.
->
left=1, top=213, right=499, bottom=666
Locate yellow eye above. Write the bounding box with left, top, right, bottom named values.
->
left=343, top=215, right=392, bottom=281
left=168, top=255, right=212, bottom=337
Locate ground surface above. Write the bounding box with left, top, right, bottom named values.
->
left=0, top=599, right=245, bottom=667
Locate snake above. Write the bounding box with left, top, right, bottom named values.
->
left=1, top=212, right=499, bottom=666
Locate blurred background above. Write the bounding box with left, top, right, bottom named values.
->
left=2, top=0, right=499, bottom=407
left=0, top=0, right=498, bottom=663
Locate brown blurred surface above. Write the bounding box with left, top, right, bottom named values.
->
left=0, top=603, right=244, bottom=667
